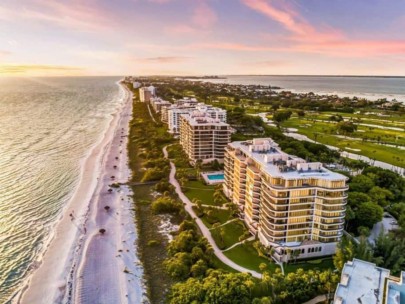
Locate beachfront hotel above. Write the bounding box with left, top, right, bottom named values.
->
left=179, top=111, right=231, bottom=164
left=223, top=138, right=348, bottom=262
left=334, top=258, right=405, bottom=304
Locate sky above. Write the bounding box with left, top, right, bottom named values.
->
left=1, top=0, right=405, bottom=76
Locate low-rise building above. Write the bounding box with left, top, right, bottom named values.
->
left=334, top=259, right=405, bottom=304
left=223, top=138, right=348, bottom=261
left=179, top=111, right=231, bottom=164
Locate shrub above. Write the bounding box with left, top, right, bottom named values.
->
left=151, top=196, right=182, bottom=214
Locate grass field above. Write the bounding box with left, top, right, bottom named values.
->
left=183, top=180, right=217, bottom=205
left=223, top=241, right=280, bottom=273
left=200, top=207, right=232, bottom=228
left=211, top=220, right=248, bottom=249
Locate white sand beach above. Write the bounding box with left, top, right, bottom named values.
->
left=20, top=82, right=146, bottom=304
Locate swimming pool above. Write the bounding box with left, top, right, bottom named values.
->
left=201, top=171, right=225, bottom=185
left=207, top=174, right=225, bottom=181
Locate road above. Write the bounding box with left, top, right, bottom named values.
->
left=163, top=146, right=262, bottom=279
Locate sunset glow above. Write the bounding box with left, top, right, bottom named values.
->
left=1, top=0, right=405, bottom=76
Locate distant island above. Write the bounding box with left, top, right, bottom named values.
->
left=177, top=75, right=227, bottom=79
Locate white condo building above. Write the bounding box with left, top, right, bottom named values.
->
left=167, top=103, right=226, bottom=134
left=223, top=138, right=348, bottom=262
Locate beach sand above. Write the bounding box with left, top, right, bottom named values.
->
left=20, top=83, right=146, bottom=304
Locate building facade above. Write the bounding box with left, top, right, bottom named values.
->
left=179, top=112, right=231, bottom=164
left=223, top=138, right=348, bottom=261
left=150, top=97, right=171, bottom=113
left=139, top=87, right=153, bottom=102
left=167, top=106, right=195, bottom=133
left=166, top=103, right=227, bottom=134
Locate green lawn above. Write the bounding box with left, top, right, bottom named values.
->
left=200, top=208, right=232, bottom=228
left=211, top=220, right=248, bottom=249
left=224, top=241, right=280, bottom=273
left=211, top=255, right=238, bottom=273
left=284, top=257, right=335, bottom=274
left=183, top=180, right=217, bottom=205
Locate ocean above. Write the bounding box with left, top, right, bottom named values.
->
left=203, top=75, right=405, bottom=103
left=0, top=76, right=123, bottom=302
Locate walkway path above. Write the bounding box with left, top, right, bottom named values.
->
left=222, top=236, right=255, bottom=252
left=200, top=204, right=229, bottom=210
left=163, top=146, right=262, bottom=279
left=209, top=218, right=238, bottom=230
left=302, top=294, right=328, bottom=304
left=147, top=103, right=157, bottom=123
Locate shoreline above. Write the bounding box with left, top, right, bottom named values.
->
left=19, top=82, right=146, bottom=303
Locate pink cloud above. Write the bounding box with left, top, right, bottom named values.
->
left=241, top=0, right=405, bottom=57
left=139, top=56, right=192, bottom=63
left=0, top=0, right=121, bottom=32
left=165, top=24, right=197, bottom=34
left=192, top=1, right=217, bottom=29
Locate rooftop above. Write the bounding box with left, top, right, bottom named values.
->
left=229, top=138, right=347, bottom=181
left=181, top=112, right=230, bottom=127
left=334, top=259, right=390, bottom=304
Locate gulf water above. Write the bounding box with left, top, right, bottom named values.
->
left=0, top=76, right=122, bottom=302
left=205, top=75, right=405, bottom=102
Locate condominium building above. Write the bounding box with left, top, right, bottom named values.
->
left=167, top=106, right=195, bottom=133
left=194, top=104, right=227, bottom=122
left=139, top=87, right=153, bottom=102
left=223, top=138, right=348, bottom=261
left=179, top=111, right=231, bottom=164
left=176, top=97, right=199, bottom=106
left=150, top=97, right=171, bottom=113
left=167, top=103, right=227, bottom=134
left=334, top=259, right=405, bottom=304
left=133, top=81, right=141, bottom=89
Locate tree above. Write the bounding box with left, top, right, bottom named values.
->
left=296, top=110, right=305, bottom=118
left=345, top=205, right=356, bottom=230
left=190, top=259, right=208, bottom=278
left=273, top=110, right=293, bottom=126
left=349, top=175, right=375, bottom=193
left=348, top=192, right=371, bottom=208
left=170, top=271, right=253, bottom=304
left=336, top=121, right=357, bottom=136
left=356, top=202, right=383, bottom=228
left=164, top=252, right=192, bottom=280
left=334, top=236, right=355, bottom=271
left=368, top=186, right=393, bottom=207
